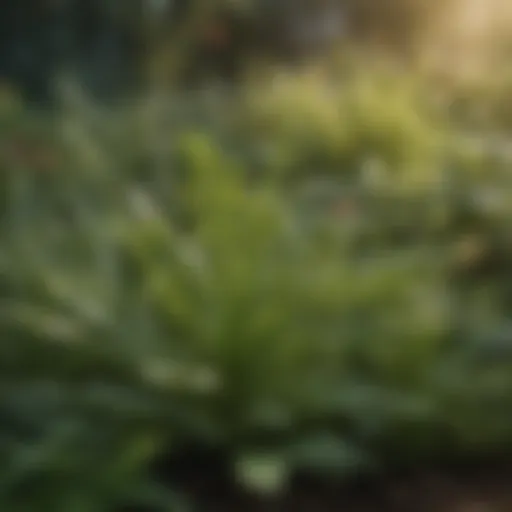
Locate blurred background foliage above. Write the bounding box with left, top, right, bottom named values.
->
left=2, top=1, right=512, bottom=511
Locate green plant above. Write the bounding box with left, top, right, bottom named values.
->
left=236, top=65, right=444, bottom=191
left=2, top=70, right=512, bottom=510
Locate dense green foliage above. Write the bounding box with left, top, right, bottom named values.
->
left=1, top=69, right=512, bottom=511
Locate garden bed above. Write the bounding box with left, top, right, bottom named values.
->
left=166, top=457, right=512, bottom=512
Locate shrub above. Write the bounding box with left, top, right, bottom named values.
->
left=236, top=66, right=444, bottom=190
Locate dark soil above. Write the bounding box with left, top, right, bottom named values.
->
left=156, top=449, right=512, bottom=512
